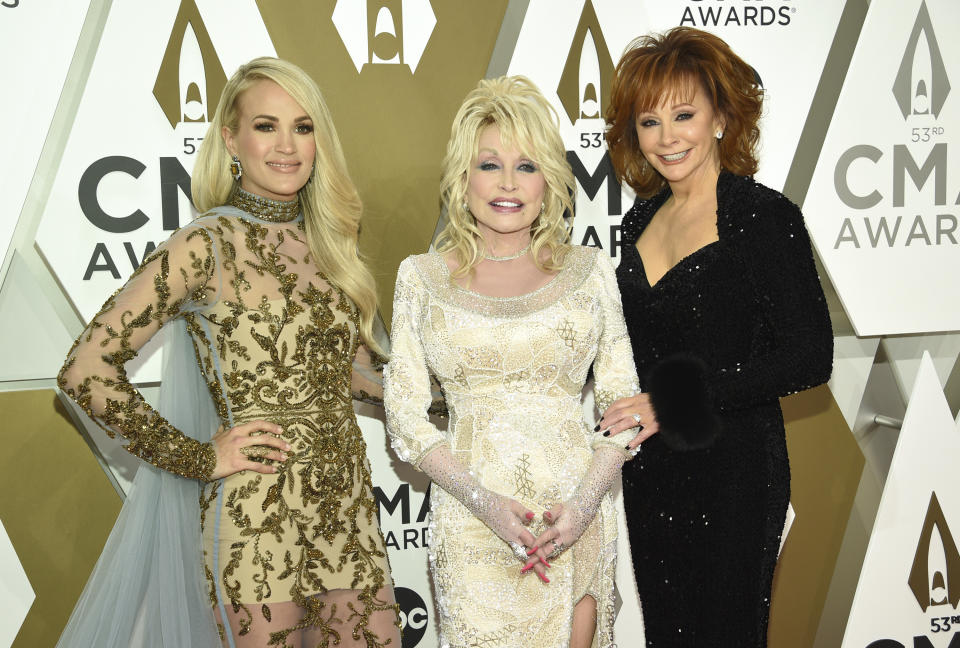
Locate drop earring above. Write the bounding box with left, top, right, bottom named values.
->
left=230, top=155, right=243, bottom=180
left=715, top=130, right=724, bottom=140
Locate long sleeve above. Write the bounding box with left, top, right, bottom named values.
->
left=383, top=257, right=448, bottom=467
left=645, top=192, right=834, bottom=450
left=58, top=224, right=220, bottom=480
left=590, top=252, right=640, bottom=457
left=707, top=197, right=833, bottom=411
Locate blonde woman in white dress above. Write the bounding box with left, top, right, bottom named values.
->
left=383, top=76, right=652, bottom=648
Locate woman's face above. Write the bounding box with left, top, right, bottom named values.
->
left=223, top=79, right=317, bottom=202
left=466, top=124, right=546, bottom=241
left=634, top=84, right=724, bottom=190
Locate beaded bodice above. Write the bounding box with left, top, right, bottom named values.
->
left=58, top=197, right=383, bottom=481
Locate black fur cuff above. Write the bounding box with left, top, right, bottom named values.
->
left=647, top=354, right=720, bottom=451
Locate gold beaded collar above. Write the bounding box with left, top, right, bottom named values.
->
left=229, top=187, right=301, bottom=223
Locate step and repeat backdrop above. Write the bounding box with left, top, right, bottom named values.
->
left=0, top=1, right=958, bottom=647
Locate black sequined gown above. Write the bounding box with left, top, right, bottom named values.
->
left=616, top=172, right=833, bottom=647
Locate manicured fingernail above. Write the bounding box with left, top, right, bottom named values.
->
left=625, top=445, right=631, bottom=450
left=527, top=546, right=538, bottom=555
left=520, top=562, right=534, bottom=573
left=639, top=425, right=645, bottom=432
left=599, top=415, right=604, bottom=421
left=525, top=512, right=534, bottom=521
left=279, top=454, right=288, bottom=461
left=593, top=424, right=601, bottom=432
left=539, top=558, right=550, bottom=568
left=544, top=512, right=552, bottom=520
left=539, top=573, right=550, bottom=583
left=284, top=443, right=291, bottom=450
left=602, top=430, right=610, bottom=437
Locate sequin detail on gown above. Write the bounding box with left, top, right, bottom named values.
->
left=59, top=188, right=398, bottom=647
left=616, top=172, right=833, bottom=647
left=384, top=246, right=639, bottom=648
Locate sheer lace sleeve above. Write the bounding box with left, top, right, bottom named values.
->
left=58, top=224, right=220, bottom=480
left=383, top=257, right=449, bottom=467
left=590, top=251, right=640, bottom=456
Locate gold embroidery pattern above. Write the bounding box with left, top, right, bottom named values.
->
left=59, top=200, right=397, bottom=645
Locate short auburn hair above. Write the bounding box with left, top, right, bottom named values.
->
left=605, top=27, right=762, bottom=197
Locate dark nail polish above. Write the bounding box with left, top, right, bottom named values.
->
left=602, top=430, right=610, bottom=437
left=593, top=424, right=601, bottom=432
left=625, top=445, right=631, bottom=450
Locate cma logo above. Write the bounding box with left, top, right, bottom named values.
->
left=909, top=492, right=960, bottom=612
left=153, top=0, right=226, bottom=127
left=864, top=493, right=960, bottom=648
left=395, top=587, right=428, bottom=648
left=893, top=1, right=950, bottom=120
left=332, top=0, right=436, bottom=73
left=556, top=0, right=614, bottom=125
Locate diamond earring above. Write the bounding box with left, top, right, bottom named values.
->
left=230, top=155, right=243, bottom=180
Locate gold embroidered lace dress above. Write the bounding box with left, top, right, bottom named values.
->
left=59, top=189, right=397, bottom=647
left=383, top=246, right=639, bottom=648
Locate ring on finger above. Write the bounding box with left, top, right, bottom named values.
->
left=629, top=446, right=641, bottom=458
left=240, top=445, right=270, bottom=458
left=631, top=413, right=643, bottom=425
left=549, top=539, right=564, bottom=557
left=509, top=541, right=528, bottom=562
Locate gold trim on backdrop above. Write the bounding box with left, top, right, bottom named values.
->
left=0, top=390, right=122, bottom=648
left=768, top=385, right=864, bottom=648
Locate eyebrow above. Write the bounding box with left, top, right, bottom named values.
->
left=250, top=114, right=313, bottom=122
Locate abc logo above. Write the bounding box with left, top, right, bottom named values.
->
left=396, top=586, right=429, bottom=648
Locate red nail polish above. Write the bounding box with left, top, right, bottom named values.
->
left=525, top=512, right=534, bottom=521
left=527, top=546, right=538, bottom=555
left=545, top=512, right=552, bottom=519
left=539, top=573, right=550, bottom=583
left=540, top=558, right=551, bottom=568
left=520, top=563, right=532, bottom=574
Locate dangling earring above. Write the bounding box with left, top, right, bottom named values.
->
left=461, top=201, right=471, bottom=215
left=715, top=130, right=724, bottom=140
left=539, top=202, right=545, bottom=216
left=305, top=161, right=316, bottom=185
left=230, top=155, right=243, bottom=180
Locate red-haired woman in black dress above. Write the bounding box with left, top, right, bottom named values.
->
left=598, top=27, right=833, bottom=646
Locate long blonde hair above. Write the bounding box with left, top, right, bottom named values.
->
left=193, top=57, right=384, bottom=357
left=436, top=76, right=575, bottom=277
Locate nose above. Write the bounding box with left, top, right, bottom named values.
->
left=275, top=129, right=296, bottom=154
left=658, top=121, right=677, bottom=147
left=499, top=168, right=517, bottom=191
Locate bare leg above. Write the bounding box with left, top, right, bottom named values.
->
left=216, top=599, right=305, bottom=647
left=570, top=594, right=597, bottom=648
left=302, top=587, right=400, bottom=648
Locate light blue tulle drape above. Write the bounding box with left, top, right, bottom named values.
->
left=56, top=320, right=221, bottom=647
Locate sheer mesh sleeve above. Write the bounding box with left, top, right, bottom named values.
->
left=383, top=258, right=448, bottom=467
left=589, top=252, right=640, bottom=456
left=58, top=225, right=220, bottom=480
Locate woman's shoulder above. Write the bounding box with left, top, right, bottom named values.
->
left=719, top=173, right=805, bottom=238
left=396, top=251, right=443, bottom=286
left=621, top=187, right=670, bottom=244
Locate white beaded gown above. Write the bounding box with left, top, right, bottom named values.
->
left=383, top=245, right=638, bottom=648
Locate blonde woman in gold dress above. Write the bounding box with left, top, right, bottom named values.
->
left=384, top=76, right=646, bottom=648
left=58, top=58, right=400, bottom=648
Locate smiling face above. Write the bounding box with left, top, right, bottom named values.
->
left=222, top=79, right=317, bottom=201
left=466, top=124, right=546, bottom=245
left=634, top=84, right=724, bottom=192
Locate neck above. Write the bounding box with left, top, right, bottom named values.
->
left=667, top=163, right=721, bottom=207
left=481, top=231, right=533, bottom=260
